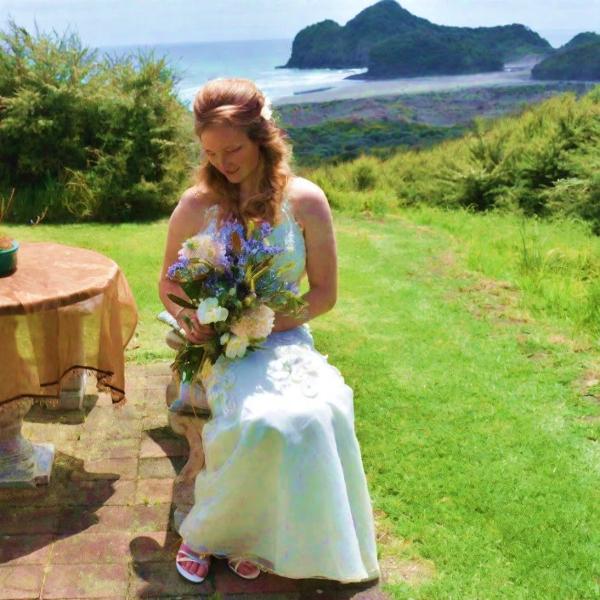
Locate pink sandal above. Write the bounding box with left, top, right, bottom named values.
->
left=227, top=558, right=261, bottom=580
left=176, top=543, right=211, bottom=583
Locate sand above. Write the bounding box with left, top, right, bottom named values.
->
left=273, top=59, right=542, bottom=106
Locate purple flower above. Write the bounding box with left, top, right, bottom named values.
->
left=260, top=221, right=273, bottom=237
left=285, top=281, right=300, bottom=294
left=167, top=257, right=190, bottom=280
left=242, top=236, right=283, bottom=260
left=218, top=220, right=245, bottom=248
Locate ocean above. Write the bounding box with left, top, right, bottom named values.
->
left=98, top=28, right=587, bottom=109
left=99, top=38, right=365, bottom=108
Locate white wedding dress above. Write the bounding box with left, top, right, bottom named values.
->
left=178, top=197, right=381, bottom=582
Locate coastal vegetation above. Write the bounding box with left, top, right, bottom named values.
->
left=278, top=82, right=593, bottom=164
left=286, top=119, right=467, bottom=165
left=532, top=33, right=600, bottom=81
left=366, top=31, right=502, bottom=78
left=1, top=20, right=598, bottom=244
left=284, top=0, right=551, bottom=78
left=0, top=21, right=190, bottom=223
left=305, top=86, right=600, bottom=234
left=561, top=31, right=600, bottom=52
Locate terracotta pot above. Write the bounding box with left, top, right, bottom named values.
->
left=0, top=240, right=18, bottom=276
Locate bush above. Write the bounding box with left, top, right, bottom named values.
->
left=0, top=22, right=192, bottom=222
left=351, top=158, right=378, bottom=191
left=306, top=86, right=600, bottom=231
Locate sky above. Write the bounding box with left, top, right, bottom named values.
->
left=0, top=0, right=598, bottom=48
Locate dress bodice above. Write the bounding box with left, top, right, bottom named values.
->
left=201, top=196, right=306, bottom=285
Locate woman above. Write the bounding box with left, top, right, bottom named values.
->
left=158, top=78, right=380, bottom=583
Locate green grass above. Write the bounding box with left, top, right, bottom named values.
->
left=6, top=210, right=600, bottom=598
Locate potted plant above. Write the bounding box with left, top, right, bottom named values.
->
left=0, top=189, right=18, bottom=277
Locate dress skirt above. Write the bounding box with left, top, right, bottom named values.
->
left=178, top=324, right=380, bottom=582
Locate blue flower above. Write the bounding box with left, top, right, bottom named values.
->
left=285, top=281, right=300, bottom=294
left=167, top=257, right=190, bottom=280
left=218, top=219, right=245, bottom=248
left=260, top=221, right=273, bottom=237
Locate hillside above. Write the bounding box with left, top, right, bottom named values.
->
left=560, top=32, right=600, bottom=52
left=532, top=35, right=600, bottom=81
left=276, top=82, right=593, bottom=165
left=283, top=0, right=551, bottom=77
left=305, top=85, right=600, bottom=232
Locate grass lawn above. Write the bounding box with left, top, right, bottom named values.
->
left=6, top=209, right=600, bottom=598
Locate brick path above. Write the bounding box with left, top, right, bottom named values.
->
left=0, top=363, right=389, bottom=600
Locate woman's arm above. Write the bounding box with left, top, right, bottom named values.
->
left=272, top=182, right=338, bottom=332
left=158, top=188, right=216, bottom=344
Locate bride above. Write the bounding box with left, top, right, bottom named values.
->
left=158, top=78, right=380, bottom=583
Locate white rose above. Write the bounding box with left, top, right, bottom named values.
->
left=180, top=234, right=226, bottom=265
left=225, top=334, right=249, bottom=359
left=196, top=297, right=229, bottom=324
left=231, top=304, right=275, bottom=340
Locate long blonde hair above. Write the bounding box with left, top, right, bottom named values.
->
left=193, top=78, right=293, bottom=226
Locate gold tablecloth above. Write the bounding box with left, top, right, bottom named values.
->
left=0, top=242, right=138, bottom=407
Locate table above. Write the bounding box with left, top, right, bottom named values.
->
left=0, top=242, right=138, bottom=487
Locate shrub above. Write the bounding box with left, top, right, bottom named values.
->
left=0, top=22, right=191, bottom=222
left=351, top=158, right=378, bottom=191
left=306, top=85, right=600, bottom=231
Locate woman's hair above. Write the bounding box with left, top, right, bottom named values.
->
left=192, top=78, right=294, bottom=226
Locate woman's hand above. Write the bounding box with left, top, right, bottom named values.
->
left=271, top=310, right=304, bottom=333
left=175, top=308, right=215, bottom=344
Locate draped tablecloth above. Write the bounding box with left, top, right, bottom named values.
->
left=0, top=242, right=138, bottom=407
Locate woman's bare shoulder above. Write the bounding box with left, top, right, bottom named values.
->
left=170, top=185, right=220, bottom=232
left=287, top=176, right=331, bottom=225
left=176, top=184, right=220, bottom=214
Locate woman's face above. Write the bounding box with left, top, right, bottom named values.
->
left=200, top=125, right=261, bottom=184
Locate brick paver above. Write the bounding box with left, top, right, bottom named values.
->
left=0, top=363, right=388, bottom=600
left=0, top=564, right=46, bottom=599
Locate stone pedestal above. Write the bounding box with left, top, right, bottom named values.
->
left=161, top=321, right=212, bottom=526
left=0, top=398, right=54, bottom=487
left=59, top=371, right=87, bottom=410
left=44, top=371, right=88, bottom=411
left=166, top=374, right=210, bottom=527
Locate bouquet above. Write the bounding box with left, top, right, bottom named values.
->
left=166, top=218, right=306, bottom=394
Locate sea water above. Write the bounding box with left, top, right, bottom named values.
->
left=98, top=29, right=587, bottom=109
left=98, top=38, right=366, bottom=107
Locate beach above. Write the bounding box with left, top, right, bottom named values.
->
left=100, top=41, right=570, bottom=110
left=273, top=58, right=546, bottom=106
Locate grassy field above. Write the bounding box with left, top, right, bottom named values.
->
left=6, top=209, right=600, bottom=598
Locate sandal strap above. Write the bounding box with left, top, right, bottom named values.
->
left=176, top=549, right=210, bottom=564
left=228, top=558, right=261, bottom=572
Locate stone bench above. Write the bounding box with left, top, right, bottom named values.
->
left=158, top=311, right=212, bottom=527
